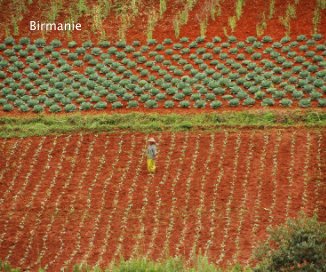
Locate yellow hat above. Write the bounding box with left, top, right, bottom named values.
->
left=148, top=137, right=156, bottom=143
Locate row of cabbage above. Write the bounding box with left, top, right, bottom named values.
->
left=0, top=35, right=325, bottom=112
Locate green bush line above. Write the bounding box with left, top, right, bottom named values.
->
left=0, top=111, right=325, bottom=138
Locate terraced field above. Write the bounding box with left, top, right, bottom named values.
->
left=0, top=129, right=324, bottom=270
left=0, top=1, right=325, bottom=271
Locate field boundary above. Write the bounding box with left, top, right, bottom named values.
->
left=0, top=110, right=325, bottom=138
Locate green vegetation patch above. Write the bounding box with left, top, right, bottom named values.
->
left=0, top=110, right=325, bottom=138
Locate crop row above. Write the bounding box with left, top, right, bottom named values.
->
left=0, top=35, right=325, bottom=112
left=0, top=130, right=323, bottom=270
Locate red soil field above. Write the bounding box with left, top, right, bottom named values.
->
left=0, top=0, right=325, bottom=43
left=0, top=129, right=325, bottom=271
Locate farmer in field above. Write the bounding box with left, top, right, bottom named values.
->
left=147, top=137, right=157, bottom=173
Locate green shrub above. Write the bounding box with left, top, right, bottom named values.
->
left=19, top=104, right=29, bottom=112
left=18, top=37, right=30, bottom=45
left=41, top=45, right=52, bottom=54
left=4, top=36, right=14, bottom=45
left=212, top=87, right=225, bottom=95
left=180, top=48, right=190, bottom=55
left=245, top=47, right=254, bottom=54
left=310, top=91, right=322, bottom=100
left=164, top=100, right=174, bottom=108
left=173, top=93, right=185, bottom=101
left=236, top=91, right=248, bottom=100
left=82, top=40, right=93, bottom=48
left=212, top=36, right=221, bottom=43
left=122, top=93, right=134, bottom=101
left=137, top=56, right=147, bottom=63
left=209, top=100, right=222, bottom=109
left=49, top=104, right=62, bottom=112
left=66, top=41, right=77, bottom=48
left=63, top=104, right=76, bottom=112
left=44, top=98, right=54, bottom=107
left=234, top=53, right=245, bottom=61
left=172, top=43, right=182, bottom=50
left=219, top=53, right=228, bottom=60
left=0, top=60, right=8, bottom=70
left=295, top=56, right=305, bottom=63
left=125, top=100, right=137, bottom=108
left=94, top=101, right=107, bottom=110
left=60, top=97, right=71, bottom=106
left=195, top=99, right=206, bottom=108
left=90, top=95, right=101, bottom=103
left=242, top=97, right=255, bottom=106
left=190, top=93, right=201, bottom=101
left=51, top=51, right=60, bottom=59
left=144, top=99, right=157, bottom=108
left=34, top=38, right=46, bottom=47
left=313, top=79, right=324, bottom=88
left=303, top=84, right=314, bottom=93
left=164, top=49, right=173, bottom=56
left=254, top=213, right=325, bottom=272
left=317, top=98, right=326, bottom=107
left=116, top=41, right=127, bottom=48
left=36, top=95, right=46, bottom=103
left=12, top=72, right=22, bottom=80
left=254, top=91, right=266, bottom=100
left=27, top=44, right=37, bottom=52
left=4, top=92, right=15, bottom=102
left=31, top=105, right=43, bottom=113
left=262, top=36, right=273, bottom=43
left=98, top=40, right=110, bottom=48
left=204, top=42, right=213, bottom=49
left=49, top=39, right=61, bottom=48
left=312, top=33, right=323, bottom=40
left=68, top=52, right=78, bottom=61
left=205, top=93, right=215, bottom=101
left=0, top=43, right=6, bottom=51
left=281, top=45, right=291, bottom=53
left=72, top=60, right=83, bottom=67
left=0, top=98, right=7, bottom=105
left=202, top=53, right=213, bottom=60
left=261, top=98, right=275, bottom=106
left=246, top=36, right=257, bottom=43
left=75, top=47, right=86, bottom=55
left=279, top=98, right=292, bottom=107
left=179, top=100, right=190, bottom=108
left=272, top=91, right=286, bottom=100
left=228, top=98, right=240, bottom=107
left=79, top=102, right=91, bottom=110
left=4, top=49, right=15, bottom=57
left=3, top=104, right=14, bottom=111
left=306, top=39, right=316, bottom=46
left=139, top=94, right=149, bottom=102
left=253, top=41, right=263, bottom=48
left=17, top=49, right=28, bottom=58
left=155, top=93, right=166, bottom=101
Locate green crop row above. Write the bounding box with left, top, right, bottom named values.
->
left=0, top=35, right=325, bottom=112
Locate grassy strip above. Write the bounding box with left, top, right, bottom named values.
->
left=1, top=257, right=251, bottom=272
left=74, top=256, right=252, bottom=272
left=0, top=110, right=325, bottom=138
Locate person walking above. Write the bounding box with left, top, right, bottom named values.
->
left=147, top=137, right=157, bottom=174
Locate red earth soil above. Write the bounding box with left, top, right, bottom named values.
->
left=0, top=128, right=325, bottom=271
left=0, top=0, right=325, bottom=43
